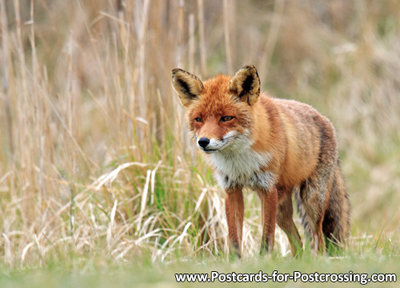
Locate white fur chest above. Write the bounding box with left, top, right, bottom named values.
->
left=209, top=148, right=276, bottom=190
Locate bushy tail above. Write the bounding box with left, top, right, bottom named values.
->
left=322, top=165, right=350, bottom=248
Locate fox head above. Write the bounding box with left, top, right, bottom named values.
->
left=171, top=65, right=261, bottom=154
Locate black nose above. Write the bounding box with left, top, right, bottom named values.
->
left=198, top=137, right=210, bottom=148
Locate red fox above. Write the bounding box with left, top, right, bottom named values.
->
left=171, top=65, right=350, bottom=257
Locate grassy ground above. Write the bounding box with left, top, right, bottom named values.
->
left=1, top=252, right=399, bottom=287
left=1, top=0, right=400, bottom=287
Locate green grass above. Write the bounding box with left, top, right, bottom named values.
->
left=1, top=248, right=399, bottom=288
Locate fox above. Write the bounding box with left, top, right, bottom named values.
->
left=171, top=65, right=350, bottom=257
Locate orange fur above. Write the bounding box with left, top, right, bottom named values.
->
left=171, top=65, right=350, bottom=257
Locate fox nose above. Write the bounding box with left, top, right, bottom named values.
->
left=198, top=137, right=210, bottom=148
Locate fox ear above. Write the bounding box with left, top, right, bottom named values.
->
left=229, top=65, right=260, bottom=105
left=171, top=68, right=204, bottom=107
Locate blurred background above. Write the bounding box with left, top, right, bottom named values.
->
left=0, top=0, right=400, bottom=266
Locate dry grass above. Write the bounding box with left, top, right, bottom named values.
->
left=0, top=0, right=400, bottom=272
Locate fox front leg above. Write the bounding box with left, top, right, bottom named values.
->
left=225, top=187, right=244, bottom=257
left=257, top=186, right=278, bottom=255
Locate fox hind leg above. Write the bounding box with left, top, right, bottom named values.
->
left=295, top=170, right=332, bottom=254
left=276, top=186, right=303, bottom=256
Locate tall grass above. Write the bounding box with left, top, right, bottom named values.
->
left=0, top=0, right=399, bottom=269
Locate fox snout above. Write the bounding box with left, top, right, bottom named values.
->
left=197, top=137, right=210, bottom=148
left=197, top=136, right=220, bottom=153
left=196, top=130, right=244, bottom=153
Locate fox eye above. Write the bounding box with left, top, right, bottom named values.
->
left=220, top=116, right=234, bottom=122
left=194, top=117, right=202, bottom=122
